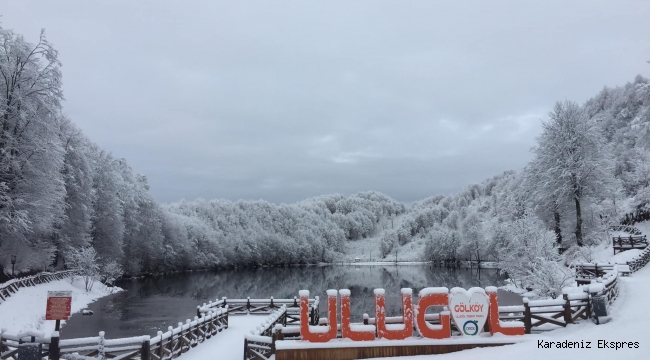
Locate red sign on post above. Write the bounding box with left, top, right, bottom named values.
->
left=46, top=291, right=72, bottom=321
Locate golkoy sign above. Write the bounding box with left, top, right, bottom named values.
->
left=299, top=286, right=524, bottom=342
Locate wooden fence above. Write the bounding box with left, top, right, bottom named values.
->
left=197, top=297, right=319, bottom=326
left=620, top=210, right=650, bottom=226
left=626, top=246, right=650, bottom=272
left=609, top=224, right=643, bottom=235
left=612, top=235, right=648, bottom=254
left=1, top=296, right=320, bottom=360
left=575, top=263, right=615, bottom=285
left=1, top=307, right=229, bottom=360
left=242, top=306, right=291, bottom=360
left=0, top=270, right=82, bottom=303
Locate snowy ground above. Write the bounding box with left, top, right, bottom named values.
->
left=0, top=277, right=120, bottom=335
left=181, top=315, right=268, bottom=360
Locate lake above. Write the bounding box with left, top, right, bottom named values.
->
left=59, top=264, right=520, bottom=339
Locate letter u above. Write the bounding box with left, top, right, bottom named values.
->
left=374, top=288, right=413, bottom=340
left=340, top=289, right=375, bottom=341
left=300, top=290, right=337, bottom=342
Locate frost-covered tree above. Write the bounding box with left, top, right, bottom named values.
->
left=68, top=246, right=100, bottom=292
left=0, top=27, right=66, bottom=271
left=91, top=150, right=125, bottom=263
left=529, top=101, right=617, bottom=246
left=498, top=214, right=572, bottom=298
left=57, top=118, right=95, bottom=267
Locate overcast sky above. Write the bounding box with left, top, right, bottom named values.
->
left=1, top=1, right=648, bottom=204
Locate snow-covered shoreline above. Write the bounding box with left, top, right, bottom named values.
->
left=330, top=260, right=500, bottom=268
left=0, top=276, right=121, bottom=335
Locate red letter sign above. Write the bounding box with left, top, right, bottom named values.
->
left=340, top=289, right=375, bottom=341
left=485, top=286, right=524, bottom=336
left=374, top=288, right=413, bottom=340
left=416, top=287, right=451, bottom=339
left=46, top=291, right=72, bottom=321
left=300, top=290, right=337, bottom=342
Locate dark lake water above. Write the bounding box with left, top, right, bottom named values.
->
left=59, top=264, right=520, bottom=339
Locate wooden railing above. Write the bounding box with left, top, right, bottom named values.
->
left=1, top=307, right=229, bottom=360
left=609, top=224, right=643, bottom=235
left=197, top=297, right=319, bottom=326
left=620, top=210, right=650, bottom=226
left=0, top=270, right=82, bottom=303
left=626, top=246, right=650, bottom=272
left=574, top=263, right=614, bottom=285
left=243, top=306, right=289, bottom=360
left=2, top=295, right=321, bottom=360
left=612, top=235, right=648, bottom=254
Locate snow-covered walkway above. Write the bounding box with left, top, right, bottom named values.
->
left=182, top=314, right=267, bottom=360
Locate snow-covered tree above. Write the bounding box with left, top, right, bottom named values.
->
left=528, top=101, right=617, bottom=246
left=498, top=214, right=572, bottom=298
left=68, top=247, right=100, bottom=292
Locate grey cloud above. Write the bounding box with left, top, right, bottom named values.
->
left=1, top=0, right=648, bottom=203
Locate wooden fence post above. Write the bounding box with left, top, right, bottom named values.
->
left=98, top=331, right=106, bottom=360
left=157, top=331, right=164, bottom=359
left=196, top=305, right=201, bottom=318
left=141, top=337, right=150, bottom=360
left=563, top=294, right=572, bottom=324
left=167, top=326, right=174, bottom=357
left=0, top=329, right=6, bottom=355
left=178, top=322, right=185, bottom=353
left=242, top=338, right=248, bottom=360
left=49, top=331, right=60, bottom=360
left=523, top=298, right=532, bottom=334
left=271, top=325, right=284, bottom=354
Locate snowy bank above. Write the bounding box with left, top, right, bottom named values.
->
left=0, top=276, right=121, bottom=335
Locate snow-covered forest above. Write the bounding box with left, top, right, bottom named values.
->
left=1, top=24, right=650, bottom=287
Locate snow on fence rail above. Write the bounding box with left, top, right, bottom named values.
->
left=1, top=295, right=323, bottom=360
left=197, top=296, right=320, bottom=326
left=609, top=224, right=643, bottom=235
left=243, top=305, right=289, bottom=360
left=0, top=306, right=229, bottom=360
left=626, top=246, right=650, bottom=272
left=0, top=270, right=83, bottom=304
left=612, top=235, right=648, bottom=254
